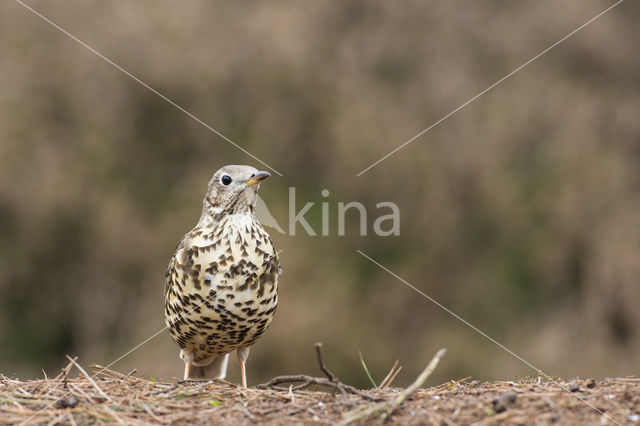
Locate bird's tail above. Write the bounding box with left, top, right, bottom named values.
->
left=189, top=354, right=230, bottom=379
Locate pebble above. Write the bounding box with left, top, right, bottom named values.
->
left=491, top=392, right=517, bottom=414
left=629, top=413, right=640, bottom=423
left=55, top=396, right=78, bottom=409
left=568, top=382, right=580, bottom=392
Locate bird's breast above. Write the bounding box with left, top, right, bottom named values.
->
left=165, top=214, right=279, bottom=358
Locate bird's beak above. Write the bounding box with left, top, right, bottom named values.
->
left=246, top=171, right=271, bottom=186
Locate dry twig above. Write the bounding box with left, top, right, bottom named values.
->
left=65, top=355, right=113, bottom=403
left=315, top=342, right=337, bottom=382
left=257, top=343, right=379, bottom=401
left=378, top=359, right=402, bottom=389
left=0, top=350, right=634, bottom=425
left=338, top=348, right=447, bottom=425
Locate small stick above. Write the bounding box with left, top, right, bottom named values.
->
left=46, top=412, right=68, bottom=426
left=69, top=382, right=94, bottom=402
left=90, top=364, right=131, bottom=380
left=260, top=342, right=383, bottom=401
left=378, top=360, right=399, bottom=389
left=65, top=356, right=113, bottom=403
left=387, top=349, right=447, bottom=410
left=383, top=366, right=403, bottom=389
left=142, top=383, right=179, bottom=397
left=314, top=343, right=337, bottom=382
left=287, top=384, right=296, bottom=404
left=175, top=377, right=237, bottom=390
left=339, top=348, right=447, bottom=425
left=290, top=380, right=313, bottom=391
left=257, top=375, right=377, bottom=401
left=53, top=358, right=74, bottom=381
left=59, top=358, right=75, bottom=390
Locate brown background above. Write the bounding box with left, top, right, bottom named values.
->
left=0, top=0, right=638, bottom=388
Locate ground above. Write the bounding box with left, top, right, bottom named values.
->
left=2, top=364, right=639, bottom=425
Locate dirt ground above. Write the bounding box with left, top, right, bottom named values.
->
left=1, top=365, right=639, bottom=425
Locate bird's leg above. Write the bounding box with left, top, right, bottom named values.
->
left=184, top=362, right=192, bottom=380
left=237, top=346, right=250, bottom=388
left=239, top=361, right=247, bottom=388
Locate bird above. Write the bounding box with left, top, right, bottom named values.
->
left=164, top=165, right=281, bottom=387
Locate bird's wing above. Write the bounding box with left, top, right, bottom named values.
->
left=164, top=234, right=190, bottom=304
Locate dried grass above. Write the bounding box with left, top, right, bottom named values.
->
left=1, top=354, right=639, bottom=425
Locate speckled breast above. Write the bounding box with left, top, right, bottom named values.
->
left=164, top=214, right=279, bottom=365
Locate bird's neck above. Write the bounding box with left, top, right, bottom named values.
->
left=197, top=204, right=256, bottom=228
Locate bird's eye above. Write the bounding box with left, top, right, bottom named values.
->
left=221, top=175, right=232, bottom=186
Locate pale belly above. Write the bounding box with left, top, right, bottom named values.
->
left=165, top=216, right=279, bottom=365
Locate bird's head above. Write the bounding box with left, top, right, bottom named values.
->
left=202, top=165, right=270, bottom=218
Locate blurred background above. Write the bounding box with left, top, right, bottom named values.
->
left=1, top=0, right=638, bottom=388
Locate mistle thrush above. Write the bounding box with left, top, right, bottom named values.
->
left=164, top=165, right=281, bottom=387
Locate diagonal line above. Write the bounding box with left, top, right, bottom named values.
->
left=21, top=249, right=284, bottom=425
left=356, top=249, right=623, bottom=426
left=356, top=250, right=539, bottom=371
left=356, top=0, right=624, bottom=176
left=13, top=0, right=284, bottom=177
